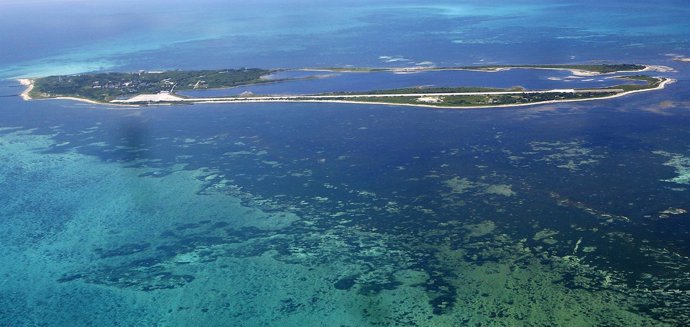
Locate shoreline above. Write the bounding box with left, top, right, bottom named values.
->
left=41, top=96, right=139, bottom=108
left=51, top=96, right=110, bottom=105
left=17, top=64, right=674, bottom=110
left=18, top=79, right=34, bottom=100
left=299, top=64, right=674, bottom=77
left=122, top=77, right=674, bottom=110
left=17, top=79, right=138, bottom=108
left=23, top=77, right=674, bottom=110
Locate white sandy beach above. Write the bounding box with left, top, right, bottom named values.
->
left=112, top=92, right=185, bottom=104
left=17, top=78, right=137, bottom=108
left=138, top=77, right=673, bottom=110
left=19, top=65, right=673, bottom=111
left=18, top=79, right=34, bottom=100
left=52, top=96, right=108, bottom=105
left=642, top=65, right=676, bottom=72
left=19, top=77, right=673, bottom=110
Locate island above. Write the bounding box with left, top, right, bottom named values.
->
left=19, top=64, right=674, bottom=109
left=24, top=68, right=275, bottom=102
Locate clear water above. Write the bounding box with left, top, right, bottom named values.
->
left=1, top=1, right=690, bottom=326
left=177, top=69, right=645, bottom=97
left=2, top=0, right=690, bottom=78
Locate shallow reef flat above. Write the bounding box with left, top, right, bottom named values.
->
left=0, top=131, right=301, bottom=325
left=654, top=150, right=690, bottom=186
left=2, top=84, right=690, bottom=326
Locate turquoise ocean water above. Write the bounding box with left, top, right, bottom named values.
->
left=1, top=1, right=690, bottom=326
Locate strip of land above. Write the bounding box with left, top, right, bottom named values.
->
left=19, top=64, right=674, bottom=109
left=108, top=77, right=672, bottom=109
left=301, top=63, right=663, bottom=75
left=25, top=68, right=275, bottom=102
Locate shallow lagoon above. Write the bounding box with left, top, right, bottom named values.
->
left=178, top=68, right=646, bottom=98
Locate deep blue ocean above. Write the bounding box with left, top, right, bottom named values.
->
left=1, top=1, right=690, bottom=326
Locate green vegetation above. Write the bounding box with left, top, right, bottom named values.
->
left=311, top=92, right=617, bottom=107
left=31, top=69, right=274, bottom=102
left=284, top=76, right=663, bottom=107
left=27, top=65, right=663, bottom=107
left=557, top=64, right=646, bottom=73
left=300, top=76, right=662, bottom=107
left=605, top=75, right=663, bottom=91
left=443, top=92, right=617, bottom=106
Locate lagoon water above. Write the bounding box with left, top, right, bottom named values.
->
left=177, top=69, right=647, bottom=98
left=1, top=0, right=690, bottom=326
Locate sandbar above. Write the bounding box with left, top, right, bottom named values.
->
left=18, top=79, right=34, bottom=100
